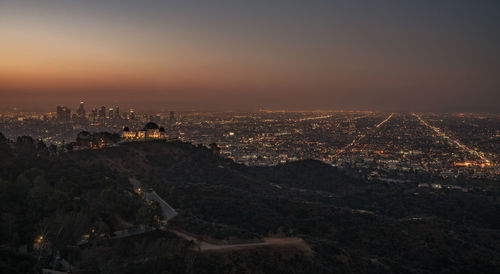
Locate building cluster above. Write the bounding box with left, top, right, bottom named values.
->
left=0, top=102, right=177, bottom=145
left=56, top=102, right=131, bottom=123
left=56, top=106, right=71, bottom=121
left=53, top=102, right=177, bottom=125
left=122, top=122, right=168, bottom=139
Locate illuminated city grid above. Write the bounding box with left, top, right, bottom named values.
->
left=1, top=107, right=498, bottom=183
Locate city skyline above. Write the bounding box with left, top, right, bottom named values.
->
left=1, top=0, right=499, bottom=112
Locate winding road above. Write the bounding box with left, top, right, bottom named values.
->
left=170, top=230, right=311, bottom=253
left=129, top=178, right=178, bottom=221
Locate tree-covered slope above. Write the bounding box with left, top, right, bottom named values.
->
left=1, top=136, right=499, bottom=273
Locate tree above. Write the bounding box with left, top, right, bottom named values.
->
left=0, top=132, right=7, bottom=143
left=76, top=131, right=91, bottom=148
left=36, top=140, right=49, bottom=159
left=26, top=175, right=64, bottom=218
left=15, top=136, right=37, bottom=161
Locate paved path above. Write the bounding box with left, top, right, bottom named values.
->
left=170, top=230, right=311, bottom=254
left=144, top=191, right=178, bottom=220
left=129, top=179, right=310, bottom=254
left=129, top=178, right=178, bottom=221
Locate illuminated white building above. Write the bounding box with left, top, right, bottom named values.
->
left=122, top=122, right=167, bottom=139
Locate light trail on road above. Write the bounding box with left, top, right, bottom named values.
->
left=412, top=113, right=492, bottom=164
left=332, top=113, right=393, bottom=159
left=376, top=113, right=394, bottom=128
left=297, top=114, right=334, bottom=122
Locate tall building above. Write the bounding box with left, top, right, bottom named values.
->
left=56, top=106, right=71, bottom=121
left=91, top=108, right=98, bottom=122
left=129, top=109, right=136, bottom=120
left=98, top=106, right=106, bottom=120
left=114, top=106, right=120, bottom=120
left=169, top=111, right=175, bottom=122
left=108, top=108, right=114, bottom=120
left=76, top=101, right=86, bottom=119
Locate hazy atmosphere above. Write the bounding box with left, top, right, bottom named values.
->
left=1, top=0, right=499, bottom=112
left=1, top=2, right=500, bottom=273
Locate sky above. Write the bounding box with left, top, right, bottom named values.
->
left=0, top=0, right=499, bottom=112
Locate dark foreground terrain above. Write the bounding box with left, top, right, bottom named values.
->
left=1, top=134, right=499, bottom=273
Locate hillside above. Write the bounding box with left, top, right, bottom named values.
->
left=1, top=137, right=499, bottom=273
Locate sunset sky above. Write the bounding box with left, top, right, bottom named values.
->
left=1, top=0, right=499, bottom=112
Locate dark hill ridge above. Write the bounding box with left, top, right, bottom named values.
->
left=67, top=140, right=500, bottom=273
left=1, top=137, right=499, bottom=273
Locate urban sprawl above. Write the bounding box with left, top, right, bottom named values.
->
left=1, top=103, right=498, bottom=187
